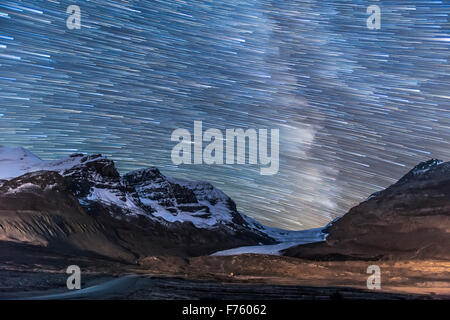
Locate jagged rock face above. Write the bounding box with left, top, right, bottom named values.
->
left=122, top=168, right=206, bottom=215
left=61, top=154, right=145, bottom=219
left=171, top=179, right=252, bottom=228
left=63, top=154, right=122, bottom=198
left=122, top=168, right=262, bottom=232
left=284, top=160, right=450, bottom=261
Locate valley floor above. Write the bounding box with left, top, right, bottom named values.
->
left=1, top=251, right=449, bottom=300
left=0, top=270, right=421, bottom=300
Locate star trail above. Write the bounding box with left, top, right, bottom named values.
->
left=0, top=0, right=449, bottom=229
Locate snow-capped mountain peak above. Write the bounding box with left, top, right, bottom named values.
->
left=397, top=158, right=444, bottom=184
left=0, top=146, right=109, bottom=181
left=0, top=146, right=42, bottom=180
left=0, top=147, right=275, bottom=240
left=409, top=158, right=443, bottom=175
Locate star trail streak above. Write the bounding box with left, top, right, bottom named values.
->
left=0, top=0, right=449, bottom=229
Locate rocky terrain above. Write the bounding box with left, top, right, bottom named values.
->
left=1, top=251, right=448, bottom=299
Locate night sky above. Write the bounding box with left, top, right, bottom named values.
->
left=0, top=0, right=449, bottom=230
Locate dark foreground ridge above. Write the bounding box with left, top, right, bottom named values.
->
left=283, top=159, right=450, bottom=261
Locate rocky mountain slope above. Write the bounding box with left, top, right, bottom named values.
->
left=284, top=159, right=450, bottom=260
left=0, top=146, right=287, bottom=261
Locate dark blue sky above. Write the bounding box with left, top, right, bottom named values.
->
left=0, top=0, right=449, bottom=229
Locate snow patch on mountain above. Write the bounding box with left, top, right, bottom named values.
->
left=85, top=187, right=146, bottom=217
left=412, top=159, right=443, bottom=174
left=4, top=182, right=40, bottom=194
left=167, top=178, right=238, bottom=227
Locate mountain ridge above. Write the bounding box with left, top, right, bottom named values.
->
left=1, top=146, right=448, bottom=262
left=283, top=159, right=450, bottom=260
left=0, top=146, right=320, bottom=261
